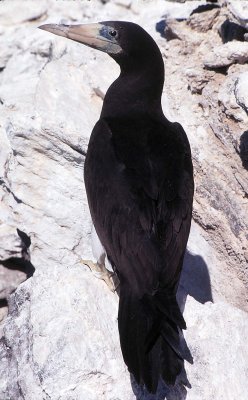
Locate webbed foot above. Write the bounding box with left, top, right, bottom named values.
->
left=81, top=259, right=119, bottom=292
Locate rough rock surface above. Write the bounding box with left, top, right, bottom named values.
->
left=204, top=41, right=248, bottom=68
left=0, top=1, right=248, bottom=400
left=228, top=0, right=248, bottom=28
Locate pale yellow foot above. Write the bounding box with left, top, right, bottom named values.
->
left=81, top=259, right=119, bottom=293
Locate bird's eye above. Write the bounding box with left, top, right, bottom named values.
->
left=109, top=30, right=117, bottom=37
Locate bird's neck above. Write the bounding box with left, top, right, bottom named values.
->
left=100, top=63, right=164, bottom=120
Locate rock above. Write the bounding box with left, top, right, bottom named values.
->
left=1, top=1, right=248, bottom=399
left=0, top=226, right=31, bottom=321
left=0, top=268, right=133, bottom=400
left=183, top=297, right=248, bottom=400
left=204, top=41, right=248, bottom=68
left=156, top=19, right=186, bottom=41
left=0, top=1, right=47, bottom=25
left=0, top=225, right=29, bottom=262
left=219, top=19, right=248, bottom=43
left=228, top=0, right=248, bottom=28
left=0, top=264, right=26, bottom=302
left=0, top=224, right=32, bottom=302
left=234, top=71, right=248, bottom=114
left=0, top=47, right=12, bottom=72
left=218, top=69, right=248, bottom=122
left=238, top=130, right=248, bottom=170
left=190, top=4, right=220, bottom=15
left=188, top=7, right=220, bottom=32
left=185, top=68, right=214, bottom=94
left=234, top=171, right=248, bottom=196
left=113, top=0, right=132, bottom=8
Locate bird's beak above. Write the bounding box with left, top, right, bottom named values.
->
left=38, top=23, right=121, bottom=55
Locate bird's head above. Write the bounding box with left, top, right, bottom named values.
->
left=38, top=21, right=162, bottom=71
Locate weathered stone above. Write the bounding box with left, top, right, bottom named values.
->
left=185, top=68, right=214, bottom=94
left=218, top=70, right=248, bottom=122
left=0, top=225, right=28, bottom=262
left=182, top=297, right=248, bottom=400
left=219, top=19, right=248, bottom=43
left=228, top=0, right=248, bottom=28
left=0, top=1, right=248, bottom=400
left=0, top=1, right=47, bottom=25
left=204, top=41, right=248, bottom=68
left=157, top=19, right=187, bottom=41
left=188, top=7, right=220, bottom=32
left=234, top=71, right=248, bottom=114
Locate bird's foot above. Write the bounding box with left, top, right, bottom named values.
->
left=81, top=259, right=119, bottom=293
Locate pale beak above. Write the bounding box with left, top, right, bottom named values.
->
left=38, top=23, right=121, bottom=55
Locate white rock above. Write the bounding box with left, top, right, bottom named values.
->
left=0, top=1, right=248, bottom=400
left=0, top=1, right=47, bottom=25
left=234, top=71, right=248, bottom=114
left=0, top=225, right=25, bottom=261
left=228, top=0, right=248, bottom=28
left=183, top=297, right=248, bottom=400
left=218, top=71, right=248, bottom=122
left=204, top=41, right=248, bottom=68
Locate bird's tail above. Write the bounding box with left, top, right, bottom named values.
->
left=118, top=285, right=186, bottom=393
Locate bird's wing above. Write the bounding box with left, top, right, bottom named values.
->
left=84, top=116, right=194, bottom=297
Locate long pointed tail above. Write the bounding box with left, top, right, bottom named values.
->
left=118, top=285, right=185, bottom=393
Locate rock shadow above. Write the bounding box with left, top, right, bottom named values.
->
left=0, top=299, right=8, bottom=309
left=239, top=131, right=248, bottom=171
left=219, top=19, right=248, bottom=44
left=0, top=257, right=35, bottom=280
left=0, top=229, right=35, bottom=321
left=130, top=249, right=212, bottom=400
left=177, top=250, right=213, bottom=312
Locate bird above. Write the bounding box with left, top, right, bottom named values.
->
left=39, top=21, right=194, bottom=394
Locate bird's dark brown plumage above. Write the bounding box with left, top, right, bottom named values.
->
left=39, top=20, right=194, bottom=393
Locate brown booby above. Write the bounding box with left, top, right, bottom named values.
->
left=39, top=21, right=194, bottom=393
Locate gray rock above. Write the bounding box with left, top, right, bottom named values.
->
left=204, top=41, right=248, bottom=68
left=219, top=19, right=248, bottom=44
left=218, top=69, right=248, bottom=122
left=188, top=7, right=220, bottom=33
left=0, top=1, right=47, bottom=25
left=0, top=46, right=12, bottom=72
left=185, top=68, right=215, bottom=94
left=183, top=297, right=248, bottom=400
left=228, top=0, right=248, bottom=28
left=234, top=71, right=248, bottom=114
left=0, top=225, right=27, bottom=262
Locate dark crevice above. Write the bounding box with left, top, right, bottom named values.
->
left=17, top=229, right=31, bottom=249
left=0, top=259, right=35, bottom=279
left=190, top=4, right=220, bottom=15
left=156, top=19, right=181, bottom=41
left=156, top=20, right=167, bottom=38
left=0, top=229, right=34, bottom=278
left=24, top=11, right=48, bottom=23
left=61, top=141, right=87, bottom=158
left=219, top=19, right=248, bottom=44
left=239, top=131, right=248, bottom=170
left=204, top=65, right=229, bottom=75
left=0, top=178, right=23, bottom=204
left=0, top=299, right=8, bottom=308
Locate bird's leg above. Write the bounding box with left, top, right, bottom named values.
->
left=81, top=258, right=119, bottom=293
left=82, top=225, right=119, bottom=292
